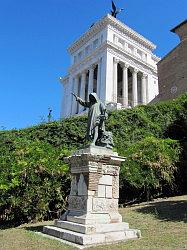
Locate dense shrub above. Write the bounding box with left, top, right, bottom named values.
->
left=119, top=137, right=181, bottom=202
left=0, top=137, right=71, bottom=224
left=1, top=93, right=187, bottom=224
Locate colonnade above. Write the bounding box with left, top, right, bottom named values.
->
left=71, top=60, right=101, bottom=114
left=113, top=58, right=148, bottom=107
left=70, top=57, right=148, bottom=115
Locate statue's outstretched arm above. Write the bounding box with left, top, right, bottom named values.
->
left=71, top=93, right=89, bottom=108
left=77, top=97, right=90, bottom=108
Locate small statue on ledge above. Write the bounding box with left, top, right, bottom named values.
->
left=72, top=92, right=114, bottom=149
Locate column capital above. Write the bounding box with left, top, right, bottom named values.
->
left=88, top=65, right=95, bottom=71
left=74, top=75, right=79, bottom=82
left=121, top=62, right=129, bottom=69
left=114, top=57, right=120, bottom=64
left=142, top=73, right=147, bottom=79
left=130, top=68, right=139, bottom=74
left=98, top=57, right=102, bottom=63
left=93, top=58, right=102, bottom=67
left=81, top=70, right=87, bottom=76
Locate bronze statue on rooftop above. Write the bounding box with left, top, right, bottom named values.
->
left=111, top=0, right=124, bottom=18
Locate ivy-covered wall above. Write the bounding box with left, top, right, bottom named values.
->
left=1, top=93, right=187, bottom=225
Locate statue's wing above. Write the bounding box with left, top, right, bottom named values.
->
left=111, top=1, right=116, bottom=12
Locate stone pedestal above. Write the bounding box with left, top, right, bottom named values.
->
left=43, top=146, right=141, bottom=247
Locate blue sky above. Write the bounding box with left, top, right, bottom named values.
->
left=0, top=0, right=186, bottom=130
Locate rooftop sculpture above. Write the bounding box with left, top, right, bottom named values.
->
left=111, top=0, right=124, bottom=18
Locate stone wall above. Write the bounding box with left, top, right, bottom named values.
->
left=157, top=40, right=187, bottom=101
left=155, top=20, right=187, bottom=102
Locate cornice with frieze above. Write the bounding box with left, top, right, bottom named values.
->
left=151, top=54, right=161, bottom=63
left=107, top=24, right=155, bottom=52
left=68, top=14, right=156, bottom=55
left=107, top=41, right=157, bottom=74
left=109, top=48, right=151, bottom=75
left=109, top=25, right=154, bottom=54
left=68, top=43, right=107, bottom=75
left=68, top=39, right=157, bottom=73
left=68, top=17, right=108, bottom=55
left=65, top=40, right=158, bottom=78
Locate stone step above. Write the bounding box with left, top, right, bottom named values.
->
left=66, top=211, right=122, bottom=225
left=43, top=225, right=141, bottom=246
left=54, top=220, right=129, bottom=234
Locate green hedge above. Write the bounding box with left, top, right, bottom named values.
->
left=0, top=137, right=72, bottom=224
left=120, top=137, right=181, bottom=202
left=1, top=93, right=187, bottom=224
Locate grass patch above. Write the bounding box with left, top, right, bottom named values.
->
left=0, top=195, right=187, bottom=250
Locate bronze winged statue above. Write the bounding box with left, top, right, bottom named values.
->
left=111, top=0, right=124, bottom=18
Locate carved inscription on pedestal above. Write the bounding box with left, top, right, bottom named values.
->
left=92, top=198, right=118, bottom=212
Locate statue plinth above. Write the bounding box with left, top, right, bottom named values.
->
left=43, top=146, right=141, bottom=247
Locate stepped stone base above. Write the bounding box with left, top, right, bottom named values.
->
left=54, top=220, right=129, bottom=234
left=43, top=224, right=140, bottom=246
left=43, top=146, right=141, bottom=247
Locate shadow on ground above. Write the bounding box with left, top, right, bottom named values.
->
left=136, top=199, right=187, bottom=223
left=0, top=222, right=21, bottom=230
left=24, top=224, right=49, bottom=233
left=0, top=223, right=49, bottom=232
left=24, top=225, right=46, bottom=233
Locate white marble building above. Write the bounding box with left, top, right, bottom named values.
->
left=60, top=14, right=160, bottom=117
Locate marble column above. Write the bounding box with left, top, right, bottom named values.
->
left=113, top=58, right=119, bottom=103
left=62, top=81, right=68, bottom=117
left=80, top=71, right=86, bottom=112
left=132, top=68, right=138, bottom=107
left=88, top=66, right=94, bottom=98
left=141, top=73, right=147, bottom=105
left=70, top=78, right=75, bottom=115
left=68, top=76, right=74, bottom=116
left=73, top=76, right=79, bottom=114
left=99, top=54, right=107, bottom=102
left=96, top=59, right=101, bottom=97
left=122, top=63, right=129, bottom=107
